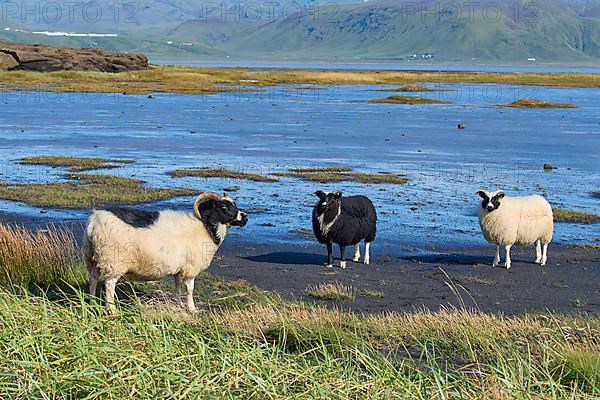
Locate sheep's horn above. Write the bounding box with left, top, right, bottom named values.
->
left=194, top=192, right=221, bottom=220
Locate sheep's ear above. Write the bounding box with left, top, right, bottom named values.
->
left=314, top=190, right=326, bottom=200
left=495, top=191, right=505, bottom=199
left=332, top=190, right=342, bottom=199
left=476, top=191, right=487, bottom=199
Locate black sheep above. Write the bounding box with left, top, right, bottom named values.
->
left=312, top=190, right=377, bottom=268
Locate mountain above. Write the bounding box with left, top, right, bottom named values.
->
left=2, top=0, right=600, bottom=63
left=168, top=0, right=600, bottom=62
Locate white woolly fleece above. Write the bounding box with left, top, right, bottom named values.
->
left=478, top=192, right=553, bottom=246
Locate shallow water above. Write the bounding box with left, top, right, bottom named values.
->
left=0, top=83, right=598, bottom=255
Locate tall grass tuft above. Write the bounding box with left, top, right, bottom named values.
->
left=0, top=223, right=85, bottom=289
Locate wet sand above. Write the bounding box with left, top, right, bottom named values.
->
left=215, top=241, right=600, bottom=315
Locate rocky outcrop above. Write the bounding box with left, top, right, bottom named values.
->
left=0, top=42, right=148, bottom=72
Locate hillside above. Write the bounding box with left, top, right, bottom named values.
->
left=168, top=0, right=600, bottom=62
left=2, top=0, right=600, bottom=62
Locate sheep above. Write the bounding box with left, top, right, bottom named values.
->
left=312, top=190, right=377, bottom=268
left=83, top=192, right=248, bottom=313
left=476, top=190, right=553, bottom=269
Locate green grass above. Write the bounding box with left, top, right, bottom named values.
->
left=277, top=166, right=408, bottom=184
left=499, top=99, right=579, bottom=108
left=0, top=223, right=598, bottom=398
left=19, top=156, right=134, bottom=172
left=305, top=282, right=356, bottom=302
left=0, top=289, right=598, bottom=399
left=360, top=289, right=385, bottom=298
left=368, top=95, right=452, bottom=105
left=0, top=175, right=196, bottom=209
left=169, top=168, right=279, bottom=182
left=554, top=208, right=600, bottom=224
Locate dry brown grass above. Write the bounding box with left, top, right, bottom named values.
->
left=0, top=223, right=84, bottom=288
left=305, top=282, right=356, bottom=302
left=1, top=67, right=599, bottom=95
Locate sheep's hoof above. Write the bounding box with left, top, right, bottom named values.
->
left=505, top=263, right=511, bottom=270
left=534, top=258, right=542, bottom=264
left=353, top=256, right=360, bottom=262
left=363, top=258, right=370, bottom=265
left=340, top=261, right=347, bottom=269
left=492, top=262, right=499, bottom=267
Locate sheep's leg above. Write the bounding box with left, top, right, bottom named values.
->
left=339, top=245, right=347, bottom=269
left=105, top=276, right=119, bottom=314
left=353, top=244, right=361, bottom=262
left=88, top=264, right=99, bottom=297
left=364, top=242, right=371, bottom=265
left=541, top=243, right=549, bottom=266
left=184, top=277, right=197, bottom=313
left=535, top=240, right=542, bottom=264
left=504, top=244, right=512, bottom=270
left=493, top=244, right=500, bottom=267
left=174, top=274, right=183, bottom=307
left=326, top=243, right=333, bottom=268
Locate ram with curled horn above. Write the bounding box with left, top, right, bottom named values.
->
left=84, top=192, right=248, bottom=313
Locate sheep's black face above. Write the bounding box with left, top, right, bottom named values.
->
left=314, top=190, right=342, bottom=217
left=477, top=191, right=505, bottom=213
left=216, top=200, right=248, bottom=227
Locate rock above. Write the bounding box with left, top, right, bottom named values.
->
left=0, top=42, right=148, bottom=72
left=223, top=186, right=240, bottom=192
left=543, top=163, right=554, bottom=170
left=458, top=123, right=466, bottom=129
left=0, top=52, right=18, bottom=69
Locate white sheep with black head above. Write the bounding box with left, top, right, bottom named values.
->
left=312, top=190, right=377, bottom=268
left=83, top=192, right=247, bottom=313
left=476, top=190, right=553, bottom=269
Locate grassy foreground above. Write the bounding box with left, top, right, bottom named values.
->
left=1, top=66, right=600, bottom=95
left=0, top=223, right=599, bottom=398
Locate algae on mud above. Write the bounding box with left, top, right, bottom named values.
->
left=0, top=174, right=196, bottom=209
left=499, top=99, right=579, bottom=108
left=277, top=166, right=408, bottom=184
left=19, top=156, right=134, bottom=172
left=169, top=168, right=279, bottom=182
left=368, top=95, right=452, bottom=105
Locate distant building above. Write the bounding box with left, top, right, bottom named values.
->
left=527, top=57, right=536, bottom=62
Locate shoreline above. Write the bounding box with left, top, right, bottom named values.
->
left=1, top=66, right=600, bottom=97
